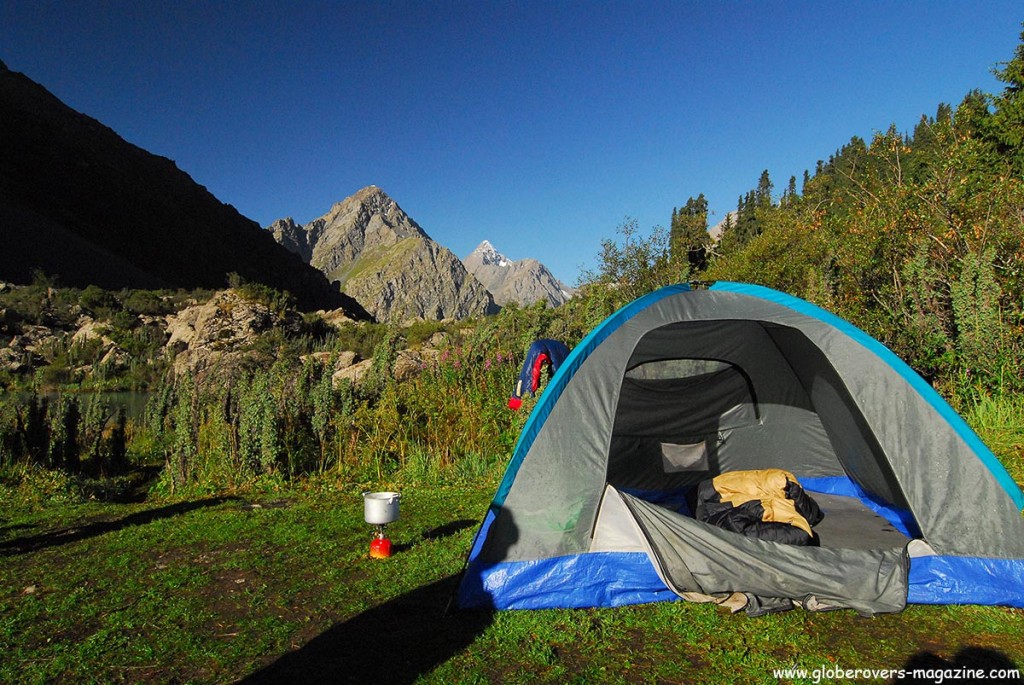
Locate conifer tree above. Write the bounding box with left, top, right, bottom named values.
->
left=782, top=175, right=798, bottom=206
left=755, top=169, right=773, bottom=208
left=989, top=26, right=1024, bottom=173
left=730, top=176, right=769, bottom=248
left=670, top=194, right=709, bottom=271
left=954, top=90, right=991, bottom=139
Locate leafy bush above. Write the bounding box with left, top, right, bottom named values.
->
left=578, top=218, right=687, bottom=312
left=78, top=285, right=119, bottom=316
left=226, top=272, right=295, bottom=315
left=120, top=289, right=176, bottom=316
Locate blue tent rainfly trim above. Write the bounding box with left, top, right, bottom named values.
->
left=459, top=551, right=677, bottom=610
left=908, top=555, right=1024, bottom=608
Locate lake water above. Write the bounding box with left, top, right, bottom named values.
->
left=5, top=391, right=152, bottom=419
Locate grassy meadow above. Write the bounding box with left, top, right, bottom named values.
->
left=1, top=480, right=1021, bottom=683
left=1, top=393, right=1023, bottom=684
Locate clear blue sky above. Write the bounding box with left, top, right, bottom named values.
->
left=2, top=1, right=1022, bottom=285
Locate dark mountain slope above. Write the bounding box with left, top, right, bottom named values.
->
left=0, top=61, right=346, bottom=311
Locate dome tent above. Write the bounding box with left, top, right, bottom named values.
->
left=457, top=283, right=1024, bottom=615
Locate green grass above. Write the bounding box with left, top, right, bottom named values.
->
left=2, top=478, right=1022, bottom=684
left=1, top=485, right=491, bottom=683
left=963, top=393, right=1024, bottom=485
left=327, top=237, right=421, bottom=287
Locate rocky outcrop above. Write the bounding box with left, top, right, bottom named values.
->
left=0, top=279, right=455, bottom=389
left=71, top=317, right=118, bottom=349
left=0, top=63, right=349, bottom=312
left=326, top=340, right=443, bottom=388
left=267, top=218, right=315, bottom=263
left=165, top=290, right=303, bottom=377
left=268, top=187, right=497, bottom=323
left=0, top=326, right=44, bottom=374
left=71, top=316, right=133, bottom=373
left=463, top=240, right=573, bottom=307
left=311, top=308, right=360, bottom=329
left=0, top=306, right=150, bottom=379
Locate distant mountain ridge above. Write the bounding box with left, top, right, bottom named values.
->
left=463, top=240, right=573, bottom=308
left=269, top=187, right=498, bottom=323
left=0, top=61, right=349, bottom=312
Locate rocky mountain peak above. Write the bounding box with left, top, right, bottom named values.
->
left=352, top=184, right=394, bottom=210
left=463, top=240, right=573, bottom=308
left=268, top=187, right=496, bottom=323
left=317, top=185, right=426, bottom=242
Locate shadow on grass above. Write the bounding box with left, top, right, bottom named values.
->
left=422, top=519, right=478, bottom=540
left=0, top=497, right=237, bottom=556
left=391, top=519, right=479, bottom=554
left=896, top=647, right=1020, bottom=683
left=242, top=518, right=493, bottom=684
left=0, top=522, right=36, bottom=538
left=240, top=573, right=493, bottom=685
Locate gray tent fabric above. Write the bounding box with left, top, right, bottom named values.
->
left=621, top=491, right=909, bottom=616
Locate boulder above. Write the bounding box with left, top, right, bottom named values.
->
left=72, top=316, right=118, bottom=349
left=300, top=350, right=360, bottom=371
left=332, top=358, right=373, bottom=387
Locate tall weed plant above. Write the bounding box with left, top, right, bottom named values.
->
left=950, top=249, right=1023, bottom=394
left=0, top=390, right=131, bottom=477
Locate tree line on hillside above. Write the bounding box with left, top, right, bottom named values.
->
left=660, top=28, right=1024, bottom=397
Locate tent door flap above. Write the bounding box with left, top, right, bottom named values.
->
left=617, top=490, right=908, bottom=616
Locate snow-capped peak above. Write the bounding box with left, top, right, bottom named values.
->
left=472, top=240, right=510, bottom=268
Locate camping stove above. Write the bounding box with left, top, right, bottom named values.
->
left=363, top=492, right=400, bottom=559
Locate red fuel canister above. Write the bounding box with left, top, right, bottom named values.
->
left=369, top=536, right=392, bottom=559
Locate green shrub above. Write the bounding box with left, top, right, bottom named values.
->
left=226, top=272, right=295, bottom=315
left=120, top=289, right=176, bottom=316
left=78, top=284, right=119, bottom=316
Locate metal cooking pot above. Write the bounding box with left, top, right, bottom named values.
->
left=363, top=491, right=400, bottom=525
